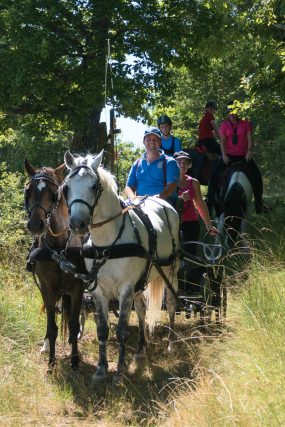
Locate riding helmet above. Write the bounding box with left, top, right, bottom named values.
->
left=157, top=115, right=172, bottom=127
left=205, top=100, right=217, bottom=110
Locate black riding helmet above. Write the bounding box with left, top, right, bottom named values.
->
left=157, top=115, right=172, bottom=127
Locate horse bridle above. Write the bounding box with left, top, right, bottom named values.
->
left=25, top=171, right=61, bottom=222
left=64, top=165, right=104, bottom=222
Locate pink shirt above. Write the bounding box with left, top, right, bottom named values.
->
left=178, top=176, right=198, bottom=222
left=220, top=119, right=252, bottom=156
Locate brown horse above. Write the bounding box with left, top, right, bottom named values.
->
left=24, top=159, right=85, bottom=370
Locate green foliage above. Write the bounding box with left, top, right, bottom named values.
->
left=0, top=0, right=225, bottom=149
left=0, top=128, right=71, bottom=173
left=114, top=141, right=143, bottom=193
left=0, top=163, right=28, bottom=254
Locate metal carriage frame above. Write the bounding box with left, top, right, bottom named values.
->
left=177, top=238, right=227, bottom=322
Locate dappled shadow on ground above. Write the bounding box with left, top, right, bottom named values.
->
left=46, top=315, right=230, bottom=425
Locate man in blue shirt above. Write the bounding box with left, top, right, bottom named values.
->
left=125, top=127, right=180, bottom=205
left=157, top=115, right=182, bottom=156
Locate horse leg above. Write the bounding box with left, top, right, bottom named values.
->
left=133, top=291, right=147, bottom=359
left=40, top=334, right=50, bottom=354
left=165, top=271, right=178, bottom=352
left=114, top=288, right=134, bottom=383
left=92, top=291, right=109, bottom=382
left=45, top=307, right=58, bottom=370
left=68, top=290, right=83, bottom=370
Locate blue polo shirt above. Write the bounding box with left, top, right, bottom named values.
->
left=127, top=151, right=180, bottom=200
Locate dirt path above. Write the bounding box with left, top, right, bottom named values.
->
left=40, top=312, right=228, bottom=426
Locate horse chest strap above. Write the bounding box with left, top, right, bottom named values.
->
left=88, top=244, right=148, bottom=260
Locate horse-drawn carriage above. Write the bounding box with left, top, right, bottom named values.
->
left=24, top=152, right=227, bottom=380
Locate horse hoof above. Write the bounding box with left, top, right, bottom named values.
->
left=113, top=372, right=124, bottom=386
left=92, top=366, right=108, bottom=383
left=40, top=339, right=50, bottom=354
left=47, top=363, right=55, bottom=374
left=167, top=343, right=174, bottom=353
left=135, top=347, right=147, bottom=359
left=71, top=365, right=79, bottom=371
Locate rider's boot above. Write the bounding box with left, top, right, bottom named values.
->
left=26, top=238, right=39, bottom=272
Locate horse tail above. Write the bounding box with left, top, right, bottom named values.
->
left=145, top=276, right=165, bottom=334
left=60, top=294, right=71, bottom=343
left=40, top=303, right=45, bottom=314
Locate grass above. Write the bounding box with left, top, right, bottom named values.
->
left=160, top=239, right=285, bottom=426
left=159, top=186, right=285, bottom=426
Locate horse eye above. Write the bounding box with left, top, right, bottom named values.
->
left=91, top=184, right=97, bottom=192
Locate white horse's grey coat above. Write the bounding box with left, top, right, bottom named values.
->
left=64, top=150, right=180, bottom=382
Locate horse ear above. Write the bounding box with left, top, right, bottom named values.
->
left=91, top=150, right=104, bottom=172
left=64, top=151, right=75, bottom=170
left=54, top=163, right=66, bottom=178
left=24, top=159, right=36, bottom=177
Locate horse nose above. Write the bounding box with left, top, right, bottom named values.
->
left=69, top=217, right=88, bottom=235
left=27, top=218, right=45, bottom=234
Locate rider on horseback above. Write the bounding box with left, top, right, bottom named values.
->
left=190, top=101, right=221, bottom=184
left=207, top=103, right=270, bottom=214
left=196, top=100, right=221, bottom=156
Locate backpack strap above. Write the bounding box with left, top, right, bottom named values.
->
left=163, top=157, right=167, bottom=187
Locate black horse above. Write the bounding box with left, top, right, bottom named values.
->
left=214, top=162, right=253, bottom=248
left=24, top=160, right=85, bottom=370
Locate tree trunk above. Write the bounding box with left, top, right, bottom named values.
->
left=70, top=107, right=102, bottom=153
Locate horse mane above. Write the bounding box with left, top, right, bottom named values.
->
left=97, top=167, right=118, bottom=194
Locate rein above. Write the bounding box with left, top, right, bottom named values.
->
left=90, top=204, right=137, bottom=228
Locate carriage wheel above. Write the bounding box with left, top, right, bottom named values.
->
left=201, top=272, right=214, bottom=321
left=214, top=280, right=227, bottom=323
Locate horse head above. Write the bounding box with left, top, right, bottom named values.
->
left=24, top=159, right=65, bottom=236
left=63, top=150, right=104, bottom=235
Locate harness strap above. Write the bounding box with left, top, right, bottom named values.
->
left=90, top=202, right=137, bottom=228
left=82, top=243, right=147, bottom=259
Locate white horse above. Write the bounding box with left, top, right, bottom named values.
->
left=63, top=151, right=180, bottom=382
left=215, top=164, right=253, bottom=249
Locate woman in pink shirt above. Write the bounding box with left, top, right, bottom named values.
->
left=207, top=106, right=269, bottom=214
left=174, top=151, right=217, bottom=255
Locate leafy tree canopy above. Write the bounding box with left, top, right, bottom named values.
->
left=0, top=0, right=225, bottom=151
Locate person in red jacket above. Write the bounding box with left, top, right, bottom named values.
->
left=196, top=101, right=221, bottom=155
